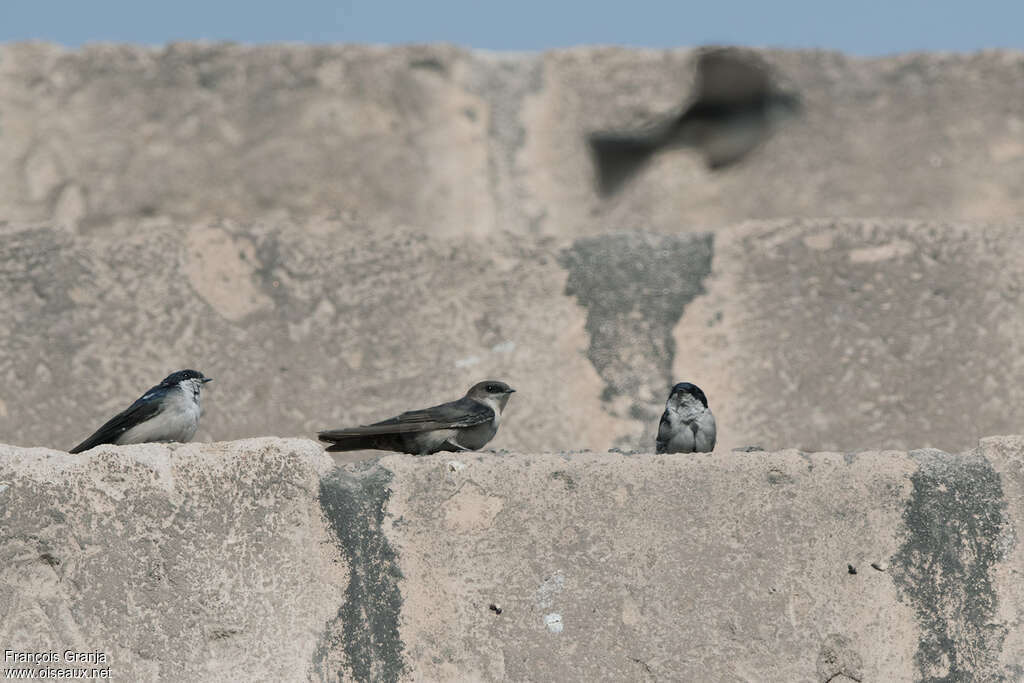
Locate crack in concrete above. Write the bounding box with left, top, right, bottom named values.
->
left=629, top=655, right=656, bottom=681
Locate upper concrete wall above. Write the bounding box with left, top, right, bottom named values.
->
left=1, top=43, right=1023, bottom=236
left=2, top=436, right=1023, bottom=680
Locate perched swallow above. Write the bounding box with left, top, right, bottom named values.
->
left=588, top=47, right=802, bottom=195
left=656, top=382, right=716, bottom=454
left=318, top=380, right=516, bottom=455
left=69, top=369, right=212, bottom=454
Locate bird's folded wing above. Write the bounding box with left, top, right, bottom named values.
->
left=70, top=397, right=163, bottom=453
left=318, top=399, right=493, bottom=441
left=655, top=412, right=673, bottom=452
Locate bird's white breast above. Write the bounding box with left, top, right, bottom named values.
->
left=480, top=397, right=503, bottom=427
left=119, top=383, right=202, bottom=445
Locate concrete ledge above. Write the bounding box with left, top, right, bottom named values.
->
left=2, top=437, right=1023, bottom=680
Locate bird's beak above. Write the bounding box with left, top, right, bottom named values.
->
left=505, top=387, right=516, bottom=393
left=201, top=377, right=213, bottom=383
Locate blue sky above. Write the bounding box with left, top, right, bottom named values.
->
left=1, top=1, right=1022, bottom=55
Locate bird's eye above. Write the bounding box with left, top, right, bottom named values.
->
left=487, top=384, right=500, bottom=393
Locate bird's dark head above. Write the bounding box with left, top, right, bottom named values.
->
left=668, top=382, right=708, bottom=409
left=467, top=380, right=516, bottom=412
left=160, top=369, right=212, bottom=388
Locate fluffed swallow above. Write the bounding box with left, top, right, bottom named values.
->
left=318, top=380, right=515, bottom=455
left=69, top=369, right=212, bottom=454
left=588, top=46, right=802, bottom=195
left=656, top=382, right=716, bottom=453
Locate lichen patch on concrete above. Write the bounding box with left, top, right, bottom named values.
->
left=559, top=232, right=714, bottom=429
left=891, top=449, right=1014, bottom=681
left=316, top=467, right=406, bottom=683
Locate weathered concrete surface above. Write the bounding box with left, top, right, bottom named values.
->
left=3, top=436, right=1024, bottom=680
left=674, top=218, right=1024, bottom=453
left=1, top=44, right=1023, bottom=236
left=3, top=217, right=1024, bottom=455
left=0, top=439, right=343, bottom=681
left=0, top=218, right=612, bottom=453
left=4, top=41, right=1024, bottom=682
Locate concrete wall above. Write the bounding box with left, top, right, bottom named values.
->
left=3, top=44, right=1024, bottom=456
left=2, top=437, right=1023, bottom=681
left=3, top=217, right=1023, bottom=455
left=3, top=43, right=1024, bottom=680
left=3, top=44, right=1024, bottom=454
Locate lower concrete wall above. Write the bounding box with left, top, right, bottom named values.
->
left=2, top=437, right=1024, bottom=681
